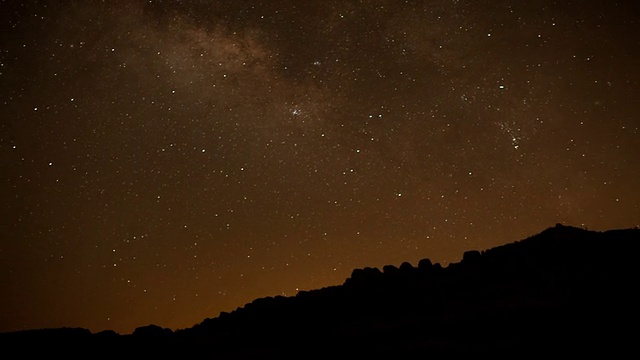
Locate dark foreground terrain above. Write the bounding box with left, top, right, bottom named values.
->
left=2, top=224, right=639, bottom=358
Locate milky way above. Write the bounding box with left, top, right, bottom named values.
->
left=1, top=0, right=638, bottom=334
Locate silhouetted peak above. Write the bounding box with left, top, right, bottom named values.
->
left=382, top=264, right=400, bottom=275
left=417, top=258, right=434, bottom=270
left=462, top=249, right=482, bottom=263
left=132, top=324, right=173, bottom=337
left=399, top=261, right=415, bottom=272
left=345, top=266, right=383, bottom=286
left=540, top=223, right=591, bottom=239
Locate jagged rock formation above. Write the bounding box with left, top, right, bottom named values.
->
left=2, top=224, right=638, bottom=357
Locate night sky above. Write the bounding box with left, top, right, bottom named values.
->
left=1, top=0, right=638, bottom=335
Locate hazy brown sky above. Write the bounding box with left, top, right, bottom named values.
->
left=1, top=0, right=638, bottom=334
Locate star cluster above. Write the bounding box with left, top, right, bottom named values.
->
left=1, top=0, right=638, bottom=334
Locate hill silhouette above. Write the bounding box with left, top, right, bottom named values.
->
left=2, top=224, right=638, bottom=357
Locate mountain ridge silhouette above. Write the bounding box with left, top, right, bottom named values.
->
left=2, top=224, right=638, bottom=357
